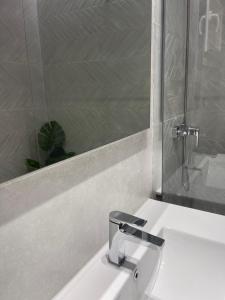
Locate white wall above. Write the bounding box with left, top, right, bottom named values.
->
left=151, top=0, right=163, bottom=194
left=0, top=130, right=152, bottom=300
left=0, top=1, right=162, bottom=300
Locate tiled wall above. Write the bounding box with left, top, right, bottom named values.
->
left=162, top=0, right=187, bottom=194
left=0, top=0, right=48, bottom=183
left=162, top=0, right=225, bottom=212
left=0, top=0, right=152, bottom=183
left=38, top=0, right=151, bottom=154
left=0, top=1, right=163, bottom=299
left=181, top=0, right=225, bottom=210
left=187, top=0, right=225, bottom=155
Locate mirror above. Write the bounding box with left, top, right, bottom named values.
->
left=0, top=0, right=151, bottom=184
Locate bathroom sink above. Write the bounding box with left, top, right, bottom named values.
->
left=117, top=228, right=225, bottom=300
left=148, top=228, right=225, bottom=300
left=52, top=200, right=225, bottom=300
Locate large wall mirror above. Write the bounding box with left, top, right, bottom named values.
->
left=0, top=0, right=151, bottom=184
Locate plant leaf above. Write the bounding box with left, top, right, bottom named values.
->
left=45, top=148, right=76, bottom=166
left=66, top=152, right=76, bottom=157
left=26, top=159, right=41, bottom=172
left=38, top=121, right=65, bottom=152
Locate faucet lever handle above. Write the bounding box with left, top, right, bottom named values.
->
left=121, top=223, right=165, bottom=247
left=109, top=211, right=147, bottom=227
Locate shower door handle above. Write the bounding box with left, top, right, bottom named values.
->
left=188, top=127, right=200, bottom=148
left=199, top=15, right=206, bottom=35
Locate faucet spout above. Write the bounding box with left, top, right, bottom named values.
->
left=108, top=211, right=165, bottom=266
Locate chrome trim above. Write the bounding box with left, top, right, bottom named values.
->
left=108, top=211, right=165, bottom=266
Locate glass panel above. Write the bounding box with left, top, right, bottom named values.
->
left=185, top=0, right=225, bottom=213
left=162, top=0, right=187, bottom=200
left=162, top=0, right=225, bottom=215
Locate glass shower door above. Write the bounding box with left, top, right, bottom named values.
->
left=162, top=0, right=225, bottom=215
left=185, top=0, right=225, bottom=212
left=162, top=0, right=187, bottom=204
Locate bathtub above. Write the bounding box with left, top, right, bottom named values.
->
left=52, top=199, right=225, bottom=300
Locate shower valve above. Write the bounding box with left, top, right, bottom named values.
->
left=172, top=124, right=188, bottom=138
left=172, top=124, right=200, bottom=148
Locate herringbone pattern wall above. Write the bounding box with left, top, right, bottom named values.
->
left=0, top=0, right=151, bottom=183
left=39, top=0, right=151, bottom=154
left=0, top=0, right=48, bottom=183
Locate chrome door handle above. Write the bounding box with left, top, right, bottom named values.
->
left=188, top=127, right=200, bottom=148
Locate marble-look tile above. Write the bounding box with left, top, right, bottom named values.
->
left=0, top=131, right=39, bottom=183
left=23, top=0, right=43, bottom=64
left=163, top=114, right=184, bottom=188
left=38, top=0, right=108, bottom=20
left=44, top=50, right=150, bottom=153
left=162, top=0, right=225, bottom=214
left=0, top=0, right=27, bottom=63
left=162, top=0, right=186, bottom=199
left=0, top=63, right=48, bottom=184
left=44, top=55, right=150, bottom=104
left=0, top=0, right=150, bottom=183
left=0, top=0, right=49, bottom=184
left=189, top=105, right=225, bottom=155
left=185, top=0, right=201, bottom=113
left=162, top=0, right=187, bottom=122
left=29, top=64, right=48, bottom=109
left=0, top=109, right=48, bottom=183
left=0, top=110, right=35, bottom=135
left=0, top=62, right=32, bottom=110
left=48, top=98, right=149, bottom=154
left=163, top=31, right=186, bottom=121
left=159, top=0, right=186, bottom=200
left=39, top=0, right=150, bottom=64
left=164, top=0, right=187, bottom=39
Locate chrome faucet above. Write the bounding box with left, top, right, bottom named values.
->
left=108, top=211, right=165, bottom=266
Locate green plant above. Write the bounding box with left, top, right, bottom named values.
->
left=26, top=121, right=76, bottom=172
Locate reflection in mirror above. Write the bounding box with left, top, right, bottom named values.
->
left=0, top=0, right=151, bottom=184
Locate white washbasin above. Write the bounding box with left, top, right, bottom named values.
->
left=114, top=244, right=161, bottom=300
left=53, top=200, right=225, bottom=300
left=149, top=228, right=225, bottom=300
left=117, top=227, right=225, bottom=300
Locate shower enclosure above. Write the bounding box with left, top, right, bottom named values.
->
left=162, top=0, right=225, bottom=214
